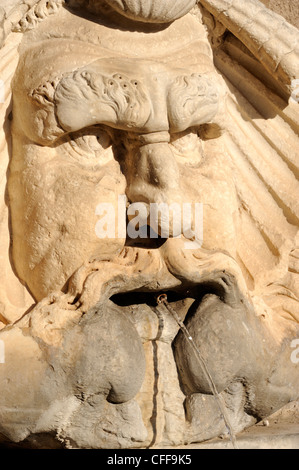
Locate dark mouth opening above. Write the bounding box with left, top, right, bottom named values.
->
left=110, top=280, right=232, bottom=316
left=124, top=228, right=167, bottom=250
left=110, top=278, right=231, bottom=308
left=111, top=289, right=188, bottom=307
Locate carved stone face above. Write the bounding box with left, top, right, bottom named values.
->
left=3, top=3, right=298, bottom=449
left=9, top=13, right=231, bottom=301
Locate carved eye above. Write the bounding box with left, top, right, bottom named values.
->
left=63, top=127, right=113, bottom=165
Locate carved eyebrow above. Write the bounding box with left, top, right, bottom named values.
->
left=28, top=67, right=220, bottom=144
left=168, top=73, right=220, bottom=133
left=26, top=68, right=152, bottom=144
left=54, top=68, right=152, bottom=133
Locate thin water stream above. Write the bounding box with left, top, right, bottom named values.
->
left=156, top=293, right=239, bottom=450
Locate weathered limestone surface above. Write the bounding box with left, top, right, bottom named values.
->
left=260, top=0, right=299, bottom=29
left=0, top=0, right=298, bottom=449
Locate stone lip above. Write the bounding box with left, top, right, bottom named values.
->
left=103, top=0, right=197, bottom=23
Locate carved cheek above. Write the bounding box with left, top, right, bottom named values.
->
left=9, top=140, right=126, bottom=300
left=29, top=160, right=125, bottom=242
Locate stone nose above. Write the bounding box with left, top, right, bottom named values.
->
left=124, top=131, right=184, bottom=238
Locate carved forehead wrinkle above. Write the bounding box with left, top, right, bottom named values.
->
left=15, top=4, right=212, bottom=66
left=13, top=38, right=214, bottom=105
left=13, top=41, right=117, bottom=93
left=12, top=4, right=213, bottom=94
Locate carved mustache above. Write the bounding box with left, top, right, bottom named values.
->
left=65, top=240, right=249, bottom=313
